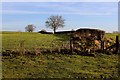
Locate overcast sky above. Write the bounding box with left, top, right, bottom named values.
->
left=1, top=2, right=118, bottom=32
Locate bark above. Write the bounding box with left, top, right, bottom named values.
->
left=53, top=28, right=56, bottom=34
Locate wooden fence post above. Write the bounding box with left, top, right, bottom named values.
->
left=101, top=40, right=104, bottom=53
left=116, top=36, right=119, bottom=54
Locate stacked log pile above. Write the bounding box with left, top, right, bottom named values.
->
left=72, top=34, right=115, bottom=55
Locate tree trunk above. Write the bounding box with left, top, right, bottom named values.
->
left=53, top=28, right=56, bottom=34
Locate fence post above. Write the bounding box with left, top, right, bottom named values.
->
left=116, top=36, right=119, bottom=54
left=101, top=40, right=104, bottom=53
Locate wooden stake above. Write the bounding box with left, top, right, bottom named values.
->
left=116, top=36, right=119, bottom=54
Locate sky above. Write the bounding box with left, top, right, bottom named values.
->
left=1, top=2, right=118, bottom=33
left=1, top=0, right=119, bottom=2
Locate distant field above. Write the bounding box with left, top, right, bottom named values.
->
left=1, top=32, right=119, bottom=78
left=2, top=32, right=69, bottom=50
left=105, top=33, right=118, bottom=40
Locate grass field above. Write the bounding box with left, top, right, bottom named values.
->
left=2, top=32, right=69, bottom=50
left=105, top=33, right=118, bottom=40
left=1, top=32, right=119, bottom=78
left=2, top=54, right=118, bottom=78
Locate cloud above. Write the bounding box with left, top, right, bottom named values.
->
left=2, top=10, right=115, bottom=15
left=2, top=2, right=118, bottom=15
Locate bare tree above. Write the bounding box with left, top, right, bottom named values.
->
left=45, top=15, right=65, bottom=34
left=25, top=24, right=36, bottom=32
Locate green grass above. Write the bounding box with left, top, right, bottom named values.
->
left=2, top=54, right=118, bottom=78
left=2, top=32, right=69, bottom=50
left=1, top=32, right=119, bottom=78
left=105, top=33, right=118, bottom=40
